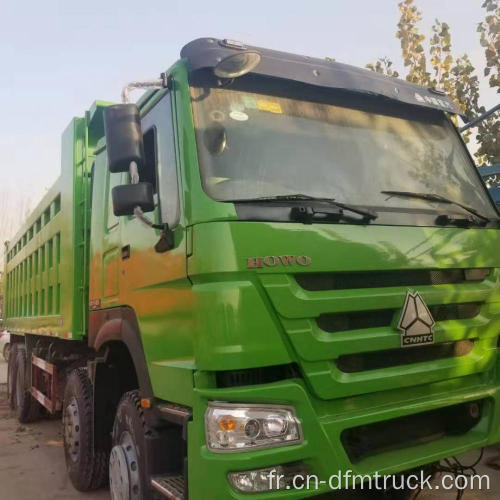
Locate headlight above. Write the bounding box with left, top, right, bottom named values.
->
left=205, top=402, right=302, bottom=452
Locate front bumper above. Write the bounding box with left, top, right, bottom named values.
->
left=187, top=374, right=500, bottom=499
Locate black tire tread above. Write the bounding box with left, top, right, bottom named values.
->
left=64, top=367, right=108, bottom=491
left=120, top=389, right=148, bottom=433
left=112, top=390, right=153, bottom=500
left=15, top=345, right=41, bottom=423
left=7, top=343, right=18, bottom=410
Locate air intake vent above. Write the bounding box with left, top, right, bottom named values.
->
left=317, top=310, right=394, bottom=333
left=296, top=268, right=490, bottom=291
left=342, top=399, right=484, bottom=463
left=216, top=364, right=300, bottom=388
left=336, top=340, right=475, bottom=373
left=318, top=303, right=481, bottom=333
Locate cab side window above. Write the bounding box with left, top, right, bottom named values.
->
left=142, top=127, right=158, bottom=192
left=141, top=93, right=180, bottom=228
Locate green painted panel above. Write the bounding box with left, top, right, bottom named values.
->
left=3, top=103, right=113, bottom=340
left=149, top=359, right=195, bottom=406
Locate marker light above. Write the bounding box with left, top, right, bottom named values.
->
left=205, top=403, right=302, bottom=452
left=228, top=463, right=307, bottom=493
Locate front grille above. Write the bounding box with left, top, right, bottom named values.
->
left=431, top=303, right=482, bottom=321
left=336, top=340, right=474, bottom=373
left=342, top=399, right=484, bottom=463
left=317, top=310, right=393, bottom=333
left=318, top=302, right=481, bottom=333
left=296, top=268, right=490, bottom=291
left=216, top=364, right=300, bottom=388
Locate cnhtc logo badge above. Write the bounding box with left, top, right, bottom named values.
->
left=398, top=291, right=435, bottom=348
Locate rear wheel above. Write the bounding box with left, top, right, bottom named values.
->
left=3, top=343, right=10, bottom=362
left=110, top=390, right=152, bottom=500
left=7, top=343, right=18, bottom=410
left=63, top=367, right=109, bottom=491
left=14, top=345, right=42, bottom=423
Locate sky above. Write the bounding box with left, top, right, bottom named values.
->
left=0, top=0, right=497, bottom=227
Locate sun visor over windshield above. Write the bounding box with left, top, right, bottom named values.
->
left=180, top=38, right=464, bottom=118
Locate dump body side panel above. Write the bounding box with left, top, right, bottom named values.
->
left=3, top=103, right=112, bottom=341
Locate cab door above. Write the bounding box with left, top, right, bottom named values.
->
left=88, top=152, right=126, bottom=310
left=101, top=168, right=124, bottom=306
left=118, top=90, right=192, bottom=361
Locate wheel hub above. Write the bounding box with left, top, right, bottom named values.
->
left=64, top=397, right=81, bottom=463
left=109, top=432, right=141, bottom=500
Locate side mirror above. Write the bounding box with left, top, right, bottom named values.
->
left=104, top=104, right=145, bottom=173
left=112, top=183, right=154, bottom=216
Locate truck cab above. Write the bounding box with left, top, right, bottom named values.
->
left=93, top=38, right=500, bottom=499
left=4, top=38, right=500, bottom=499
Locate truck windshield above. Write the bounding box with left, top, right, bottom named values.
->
left=190, top=86, right=497, bottom=218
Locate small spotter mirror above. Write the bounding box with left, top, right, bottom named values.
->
left=214, top=51, right=261, bottom=78
left=203, top=122, right=227, bottom=155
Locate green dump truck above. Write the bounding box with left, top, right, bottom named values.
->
left=3, top=38, right=500, bottom=499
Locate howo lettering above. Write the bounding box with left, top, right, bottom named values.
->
left=3, top=38, right=500, bottom=499
left=247, top=255, right=312, bottom=268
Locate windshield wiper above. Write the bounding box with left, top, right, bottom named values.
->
left=228, top=194, right=378, bottom=222
left=381, top=190, right=490, bottom=226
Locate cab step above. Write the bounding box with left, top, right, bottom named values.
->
left=151, top=474, right=185, bottom=499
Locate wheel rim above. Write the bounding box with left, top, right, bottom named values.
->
left=64, top=397, right=81, bottom=463
left=109, top=431, right=141, bottom=500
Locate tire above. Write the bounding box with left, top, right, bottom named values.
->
left=63, top=367, right=108, bottom=491
left=3, top=343, right=10, bottom=362
left=14, top=345, right=42, bottom=423
left=110, top=390, right=152, bottom=500
left=7, top=343, right=18, bottom=410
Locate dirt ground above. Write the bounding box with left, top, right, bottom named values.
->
left=0, top=358, right=498, bottom=499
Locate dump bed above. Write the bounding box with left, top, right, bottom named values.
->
left=2, top=102, right=111, bottom=340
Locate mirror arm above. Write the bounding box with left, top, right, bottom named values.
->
left=129, top=161, right=161, bottom=230
left=121, top=73, right=168, bottom=103
left=132, top=206, right=159, bottom=227
left=129, top=158, right=155, bottom=229
left=127, top=164, right=172, bottom=248
left=132, top=206, right=174, bottom=252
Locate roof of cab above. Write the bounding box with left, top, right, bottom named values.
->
left=180, top=37, right=463, bottom=117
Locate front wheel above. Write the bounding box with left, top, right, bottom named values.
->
left=110, top=390, right=152, bottom=500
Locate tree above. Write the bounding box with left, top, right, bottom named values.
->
left=367, top=0, right=499, bottom=164
left=451, top=54, right=481, bottom=143
left=429, top=20, right=453, bottom=94
left=478, top=0, right=500, bottom=92
left=396, top=0, right=430, bottom=85
left=476, top=0, right=499, bottom=163
left=366, top=58, right=399, bottom=77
